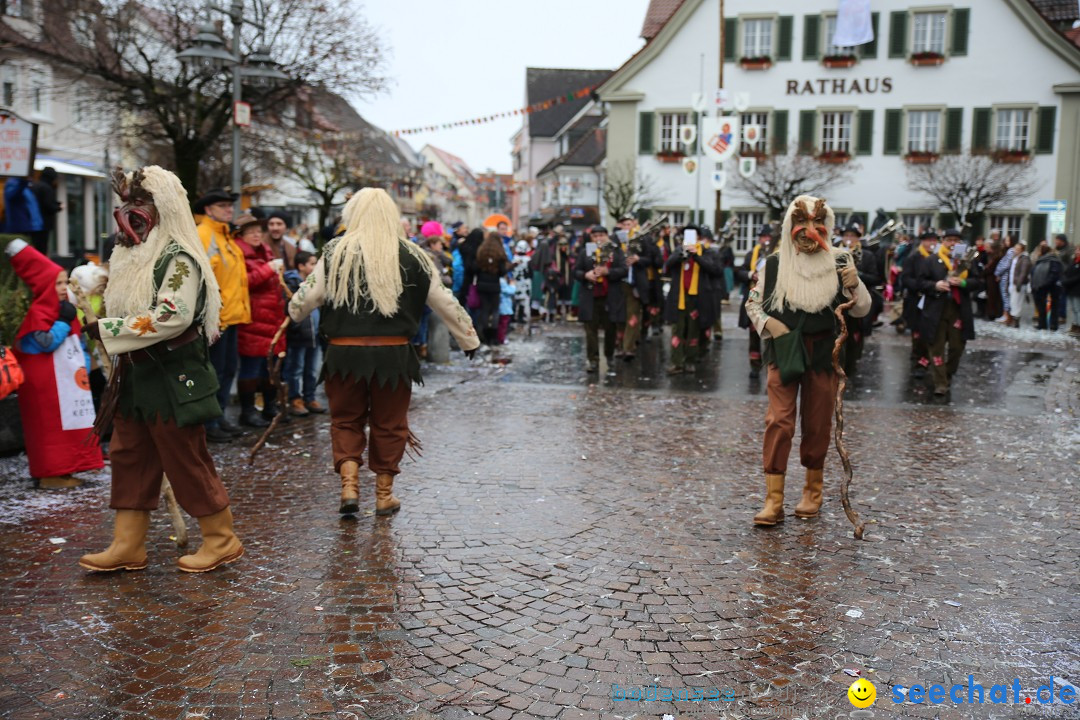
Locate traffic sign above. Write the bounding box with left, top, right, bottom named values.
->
left=1038, top=199, right=1067, bottom=234
left=233, top=101, right=252, bottom=127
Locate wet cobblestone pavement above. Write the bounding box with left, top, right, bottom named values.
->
left=1, top=315, right=1078, bottom=720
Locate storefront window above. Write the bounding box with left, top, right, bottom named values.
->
left=66, top=175, right=85, bottom=257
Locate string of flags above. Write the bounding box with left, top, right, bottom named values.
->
left=390, top=84, right=599, bottom=137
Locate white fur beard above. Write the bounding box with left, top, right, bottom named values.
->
left=769, top=243, right=841, bottom=314
left=104, top=233, right=164, bottom=318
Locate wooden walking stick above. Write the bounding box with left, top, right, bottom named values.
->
left=70, top=281, right=189, bottom=547
left=830, top=255, right=867, bottom=540
left=249, top=317, right=291, bottom=464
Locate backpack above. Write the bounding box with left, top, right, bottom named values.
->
left=1030, top=255, right=1062, bottom=291
left=0, top=346, right=24, bottom=400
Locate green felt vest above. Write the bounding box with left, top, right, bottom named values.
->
left=319, top=241, right=432, bottom=389
left=118, top=243, right=221, bottom=427
left=761, top=254, right=847, bottom=373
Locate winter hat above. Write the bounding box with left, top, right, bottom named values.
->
left=70, top=262, right=109, bottom=295
left=420, top=221, right=445, bottom=238
left=5, top=238, right=71, bottom=339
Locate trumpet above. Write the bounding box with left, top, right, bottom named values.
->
left=862, top=218, right=904, bottom=248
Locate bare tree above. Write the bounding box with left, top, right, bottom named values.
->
left=29, top=0, right=389, bottom=197
left=733, top=150, right=858, bottom=220
left=602, top=160, right=664, bottom=222
left=906, top=151, right=1040, bottom=227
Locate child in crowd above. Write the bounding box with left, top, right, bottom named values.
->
left=6, top=239, right=103, bottom=487
left=283, top=251, right=325, bottom=416
left=498, top=275, right=515, bottom=345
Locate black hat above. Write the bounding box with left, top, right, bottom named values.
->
left=193, top=188, right=238, bottom=213
left=268, top=210, right=291, bottom=226
left=757, top=224, right=772, bottom=237
left=234, top=212, right=267, bottom=234
left=590, top=225, right=609, bottom=235
left=450, top=221, right=464, bottom=230
left=842, top=224, right=862, bottom=236
left=918, top=229, right=940, bottom=241
left=942, top=227, right=963, bottom=239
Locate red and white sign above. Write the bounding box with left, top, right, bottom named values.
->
left=233, top=101, right=252, bottom=127
left=0, top=109, right=38, bottom=177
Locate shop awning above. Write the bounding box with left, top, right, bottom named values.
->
left=33, top=158, right=106, bottom=179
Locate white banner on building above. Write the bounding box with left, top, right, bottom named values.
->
left=833, top=0, right=875, bottom=46
left=739, top=157, right=757, bottom=178
left=682, top=157, right=698, bottom=175
left=733, top=92, right=751, bottom=112
left=742, top=124, right=763, bottom=147
left=679, top=125, right=697, bottom=146
left=701, top=116, right=741, bottom=163
left=711, top=169, right=727, bottom=190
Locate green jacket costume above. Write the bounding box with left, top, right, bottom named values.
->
left=99, top=242, right=221, bottom=427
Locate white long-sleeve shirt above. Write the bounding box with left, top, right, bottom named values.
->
left=288, top=255, right=480, bottom=352
left=745, top=258, right=871, bottom=339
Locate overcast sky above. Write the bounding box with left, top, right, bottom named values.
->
left=354, top=0, right=650, bottom=175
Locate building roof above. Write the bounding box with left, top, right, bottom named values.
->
left=423, top=145, right=478, bottom=194
left=1030, top=0, right=1079, bottom=24
left=640, top=0, right=684, bottom=40
left=525, top=68, right=611, bottom=138
left=309, top=88, right=421, bottom=173
left=537, top=116, right=606, bottom=176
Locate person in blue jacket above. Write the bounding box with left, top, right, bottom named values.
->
left=283, top=251, right=325, bottom=416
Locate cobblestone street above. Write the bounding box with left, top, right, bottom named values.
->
left=1, top=321, right=1078, bottom=720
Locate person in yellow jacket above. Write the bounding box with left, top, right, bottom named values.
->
left=194, top=188, right=251, bottom=444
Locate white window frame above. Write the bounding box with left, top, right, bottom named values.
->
left=820, top=110, right=853, bottom=154
left=3, top=0, right=31, bottom=19
left=739, top=110, right=769, bottom=155
left=900, top=211, right=938, bottom=237
left=905, top=109, right=942, bottom=154
left=26, top=66, right=50, bottom=120
left=1, top=65, right=17, bottom=108
left=658, top=111, right=690, bottom=153
left=657, top=208, right=688, bottom=227
left=988, top=214, right=1024, bottom=244
left=994, top=107, right=1032, bottom=152
left=823, top=14, right=857, bottom=58
left=740, top=17, right=774, bottom=59
left=911, top=10, right=948, bottom=54
left=734, top=209, right=767, bottom=259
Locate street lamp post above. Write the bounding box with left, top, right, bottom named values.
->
left=178, top=1, right=288, bottom=212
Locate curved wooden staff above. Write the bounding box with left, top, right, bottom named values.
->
left=69, top=281, right=189, bottom=546
left=830, top=257, right=867, bottom=540
left=249, top=317, right=291, bottom=464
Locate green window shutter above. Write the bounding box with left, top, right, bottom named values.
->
left=689, top=111, right=699, bottom=155
left=1027, top=213, right=1047, bottom=248
left=698, top=209, right=706, bottom=225
left=884, top=109, right=903, bottom=155
left=972, top=107, right=992, bottom=153
left=951, top=9, right=970, bottom=56
left=888, top=11, right=908, bottom=58
left=771, top=110, right=788, bottom=154
left=1036, top=106, right=1056, bottom=154
left=856, top=109, right=874, bottom=155
left=944, top=108, right=963, bottom=152
left=724, top=18, right=738, bottom=61
left=798, top=110, right=816, bottom=154
left=777, top=16, right=793, bottom=61
left=862, top=13, right=880, bottom=58
left=940, top=212, right=956, bottom=229
left=803, top=15, right=821, bottom=61
left=638, top=112, right=654, bottom=155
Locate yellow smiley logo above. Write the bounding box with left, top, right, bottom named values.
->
left=848, top=678, right=876, bottom=708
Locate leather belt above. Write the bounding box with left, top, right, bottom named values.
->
left=128, top=325, right=202, bottom=363
left=329, top=336, right=409, bottom=347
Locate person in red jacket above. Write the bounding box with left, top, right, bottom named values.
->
left=6, top=239, right=103, bottom=486
left=233, top=213, right=287, bottom=427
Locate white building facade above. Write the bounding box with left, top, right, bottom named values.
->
left=598, top=0, right=1080, bottom=259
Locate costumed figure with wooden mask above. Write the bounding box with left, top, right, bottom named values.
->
left=80, top=166, right=243, bottom=573
left=744, top=196, right=871, bottom=526
left=288, top=188, right=480, bottom=516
